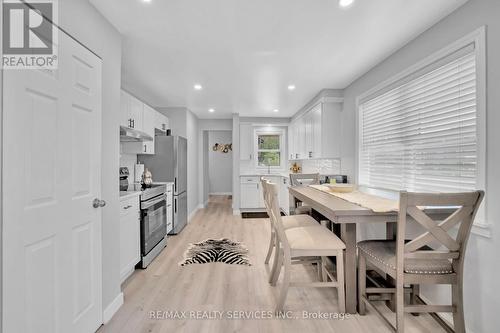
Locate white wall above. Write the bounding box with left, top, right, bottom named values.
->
left=341, top=0, right=500, bottom=331
left=198, top=119, right=233, bottom=206
left=0, top=3, right=3, bottom=325
left=208, top=131, right=233, bottom=194
left=59, top=0, right=123, bottom=316
left=186, top=110, right=199, bottom=217
left=232, top=114, right=240, bottom=213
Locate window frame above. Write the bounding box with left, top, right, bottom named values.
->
left=355, top=27, right=488, bottom=234
left=254, top=129, right=286, bottom=170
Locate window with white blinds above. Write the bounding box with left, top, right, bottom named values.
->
left=359, top=47, right=478, bottom=193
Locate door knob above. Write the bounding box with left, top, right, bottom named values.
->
left=93, top=198, right=106, bottom=208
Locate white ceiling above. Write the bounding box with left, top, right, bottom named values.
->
left=90, top=0, right=467, bottom=119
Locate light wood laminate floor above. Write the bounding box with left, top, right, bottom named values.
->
left=98, top=196, right=446, bottom=333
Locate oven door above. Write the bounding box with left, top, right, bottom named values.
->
left=141, top=194, right=167, bottom=255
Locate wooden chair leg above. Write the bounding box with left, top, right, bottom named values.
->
left=337, top=250, right=346, bottom=313
left=264, top=230, right=275, bottom=265
left=275, top=254, right=291, bottom=313
left=452, top=282, right=466, bottom=333
left=270, top=247, right=284, bottom=286
left=269, top=233, right=281, bottom=286
left=396, top=280, right=405, bottom=333
left=358, top=253, right=366, bottom=315
left=410, top=284, right=420, bottom=316
left=321, top=257, right=327, bottom=282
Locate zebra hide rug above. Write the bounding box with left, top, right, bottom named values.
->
left=179, top=238, right=251, bottom=266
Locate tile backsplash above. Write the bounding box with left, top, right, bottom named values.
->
left=120, top=153, right=137, bottom=183
left=295, top=158, right=341, bottom=175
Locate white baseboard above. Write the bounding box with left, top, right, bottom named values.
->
left=209, top=192, right=232, bottom=196
left=204, top=200, right=209, bottom=208
left=103, top=292, right=123, bottom=324
left=188, top=205, right=204, bottom=222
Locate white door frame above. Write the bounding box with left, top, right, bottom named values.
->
left=1, top=13, right=104, bottom=331
left=0, top=2, right=4, bottom=329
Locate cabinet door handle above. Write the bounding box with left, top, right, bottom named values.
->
left=123, top=205, right=132, bottom=210
left=132, top=119, right=135, bottom=128
left=144, top=144, right=147, bottom=153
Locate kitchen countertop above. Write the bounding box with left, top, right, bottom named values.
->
left=119, top=182, right=175, bottom=201
left=119, top=191, right=141, bottom=200
left=240, top=173, right=290, bottom=178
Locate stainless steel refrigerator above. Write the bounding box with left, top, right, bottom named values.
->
left=138, top=135, right=188, bottom=234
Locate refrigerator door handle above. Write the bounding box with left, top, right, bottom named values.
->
left=174, top=197, right=177, bottom=213
left=174, top=177, right=177, bottom=193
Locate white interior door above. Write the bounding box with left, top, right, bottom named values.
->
left=2, top=29, right=103, bottom=333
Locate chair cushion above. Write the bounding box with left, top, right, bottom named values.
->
left=286, top=226, right=346, bottom=255
left=282, top=214, right=319, bottom=229
left=357, top=240, right=454, bottom=275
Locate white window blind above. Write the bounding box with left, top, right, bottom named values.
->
left=359, top=48, right=477, bottom=193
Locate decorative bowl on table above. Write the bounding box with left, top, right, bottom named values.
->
left=324, top=183, right=356, bottom=193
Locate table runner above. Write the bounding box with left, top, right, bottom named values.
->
left=308, top=185, right=399, bottom=213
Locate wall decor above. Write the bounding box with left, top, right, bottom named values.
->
left=212, top=143, right=232, bottom=154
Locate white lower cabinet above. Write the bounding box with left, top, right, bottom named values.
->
left=240, top=177, right=262, bottom=209
left=279, top=177, right=291, bottom=215
left=240, top=175, right=290, bottom=213
left=120, top=195, right=141, bottom=283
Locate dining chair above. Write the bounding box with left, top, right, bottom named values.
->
left=357, top=190, right=484, bottom=333
left=260, top=177, right=320, bottom=283
left=263, top=180, right=346, bottom=313
left=289, top=173, right=320, bottom=215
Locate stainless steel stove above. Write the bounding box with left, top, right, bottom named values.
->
left=120, top=167, right=168, bottom=268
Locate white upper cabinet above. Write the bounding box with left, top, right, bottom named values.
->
left=120, top=90, right=144, bottom=131
left=287, top=124, right=294, bottom=160
left=304, top=111, right=314, bottom=159
left=240, top=124, right=254, bottom=160
left=129, top=93, right=144, bottom=130
left=142, top=104, right=156, bottom=154
left=143, top=104, right=156, bottom=136
left=120, top=90, right=132, bottom=128
left=288, top=100, right=342, bottom=160
left=121, top=89, right=169, bottom=155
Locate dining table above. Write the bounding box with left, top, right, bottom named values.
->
left=288, top=185, right=452, bottom=314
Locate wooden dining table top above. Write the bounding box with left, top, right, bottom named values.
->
left=288, top=185, right=453, bottom=222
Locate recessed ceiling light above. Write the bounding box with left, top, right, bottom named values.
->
left=208, top=108, right=215, bottom=113
left=273, top=109, right=279, bottom=113
left=339, top=0, right=354, bottom=8
left=287, top=85, right=296, bottom=91
left=142, top=0, right=152, bottom=3
left=193, top=84, right=203, bottom=90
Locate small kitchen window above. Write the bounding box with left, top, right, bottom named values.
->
left=255, top=130, right=284, bottom=169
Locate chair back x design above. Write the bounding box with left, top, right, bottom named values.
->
left=396, top=191, right=485, bottom=275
